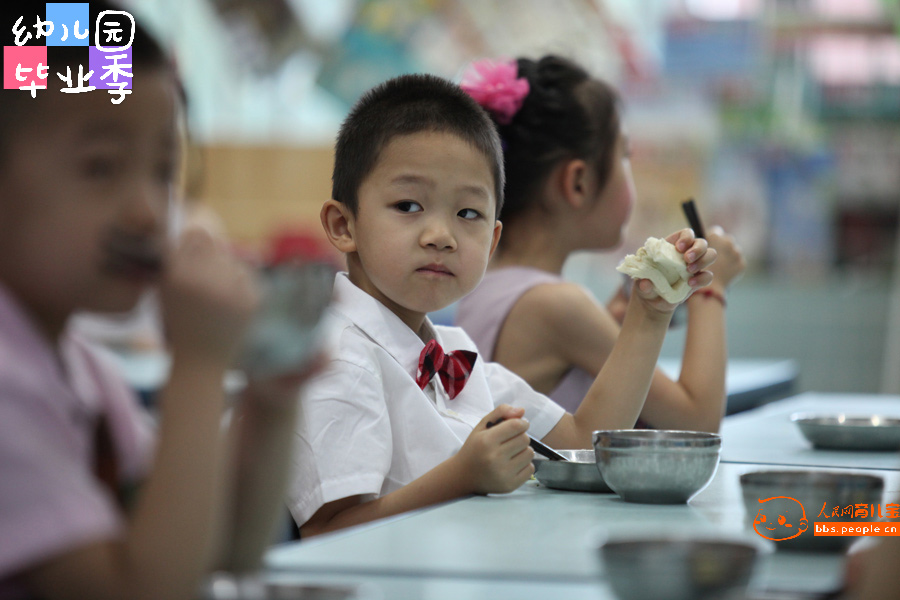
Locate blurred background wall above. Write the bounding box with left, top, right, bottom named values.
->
left=127, top=0, right=900, bottom=395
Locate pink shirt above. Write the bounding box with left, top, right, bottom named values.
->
left=456, top=267, right=595, bottom=413
left=0, top=283, right=155, bottom=600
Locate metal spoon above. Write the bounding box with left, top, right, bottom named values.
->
left=486, top=418, right=569, bottom=461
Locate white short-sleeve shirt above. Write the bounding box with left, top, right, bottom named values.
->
left=287, top=273, right=566, bottom=526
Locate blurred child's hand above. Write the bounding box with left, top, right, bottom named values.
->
left=704, top=225, right=745, bottom=293
left=843, top=544, right=866, bottom=594
left=842, top=536, right=900, bottom=599
left=160, top=227, right=259, bottom=366
left=632, top=228, right=716, bottom=314
left=242, top=352, right=328, bottom=411
left=456, top=405, right=535, bottom=494
left=606, top=284, right=629, bottom=326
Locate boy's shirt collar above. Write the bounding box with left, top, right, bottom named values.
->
left=331, top=273, right=491, bottom=425
left=331, top=272, right=439, bottom=378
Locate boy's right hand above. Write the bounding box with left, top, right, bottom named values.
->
left=456, top=405, right=535, bottom=495
left=160, top=227, right=260, bottom=366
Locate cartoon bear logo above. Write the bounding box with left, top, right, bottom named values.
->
left=752, top=496, right=809, bottom=541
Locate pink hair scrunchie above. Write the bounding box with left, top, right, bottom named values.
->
left=460, top=59, right=529, bottom=125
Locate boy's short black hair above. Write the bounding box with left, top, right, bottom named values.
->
left=332, top=73, right=505, bottom=218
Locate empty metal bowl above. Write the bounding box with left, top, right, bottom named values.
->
left=593, top=430, right=721, bottom=504
left=740, top=470, right=884, bottom=552
left=791, top=413, right=900, bottom=451
left=532, top=449, right=613, bottom=493
left=600, top=538, right=759, bottom=600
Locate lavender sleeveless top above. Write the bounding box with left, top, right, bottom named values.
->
left=455, top=267, right=595, bottom=413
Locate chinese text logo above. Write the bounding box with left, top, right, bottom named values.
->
left=3, top=3, right=135, bottom=103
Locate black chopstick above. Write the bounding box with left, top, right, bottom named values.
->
left=528, top=436, right=569, bottom=461
left=486, top=418, right=568, bottom=461
left=681, top=198, right=705, bottom=239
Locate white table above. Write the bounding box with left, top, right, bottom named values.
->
left=267, top=463, right=900, bottom=595
left=265, top=391, right=900, bottom=598
left=720, top=392, right=900, bottom=470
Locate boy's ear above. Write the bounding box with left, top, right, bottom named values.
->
left=560, top=158, right=590, bottom=210
left=320, top=199, right=357, bottom=253
left=488, top=220, right=503, bottom=260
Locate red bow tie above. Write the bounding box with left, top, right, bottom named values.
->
left=415, top=339, right=478, bottom=400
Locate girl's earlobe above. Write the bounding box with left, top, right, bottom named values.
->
left=320, top=200, right=357, bottom=253
left=562, top=159, right=589, bottom=209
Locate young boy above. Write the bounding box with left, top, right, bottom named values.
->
left=290, top=74, right=716, bottom=537
left=0, top=5, right=317, bottom=599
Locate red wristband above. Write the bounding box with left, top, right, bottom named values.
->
left=694, top=288, right=727, bottom=307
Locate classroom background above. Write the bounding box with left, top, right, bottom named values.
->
left=129, top=0, right=900, bottom=396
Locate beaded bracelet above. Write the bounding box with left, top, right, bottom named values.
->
left=694, top=288, right=727, bottom=307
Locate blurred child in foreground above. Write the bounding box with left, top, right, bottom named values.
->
left=0, top=5, right=318, bottom=599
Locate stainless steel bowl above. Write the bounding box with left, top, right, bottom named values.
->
left=740, top=470, right=885, bottom=552
left=791, top=413, right=900, bottom=451
left=600, top=538, right=758, bottom=600
left=532, top=449, right=613, bottom=493
left=593, top=430, right=721, bottom=504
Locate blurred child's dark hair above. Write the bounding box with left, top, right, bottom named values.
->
left=488, top=55, right=620, bottom=224
left=332, top=73, right=505, bottom=218
left=0, top=0, right=173, bottom=160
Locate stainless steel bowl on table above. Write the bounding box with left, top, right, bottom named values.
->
left=791, top=413, right=900, bottom=451
left=599, top=537, right=759, bottom=600
left=739, top=470, right=884, bottom=552
left=593, top=430, right=721, bottom=504
left=532, top=449, right=613, bottom=493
